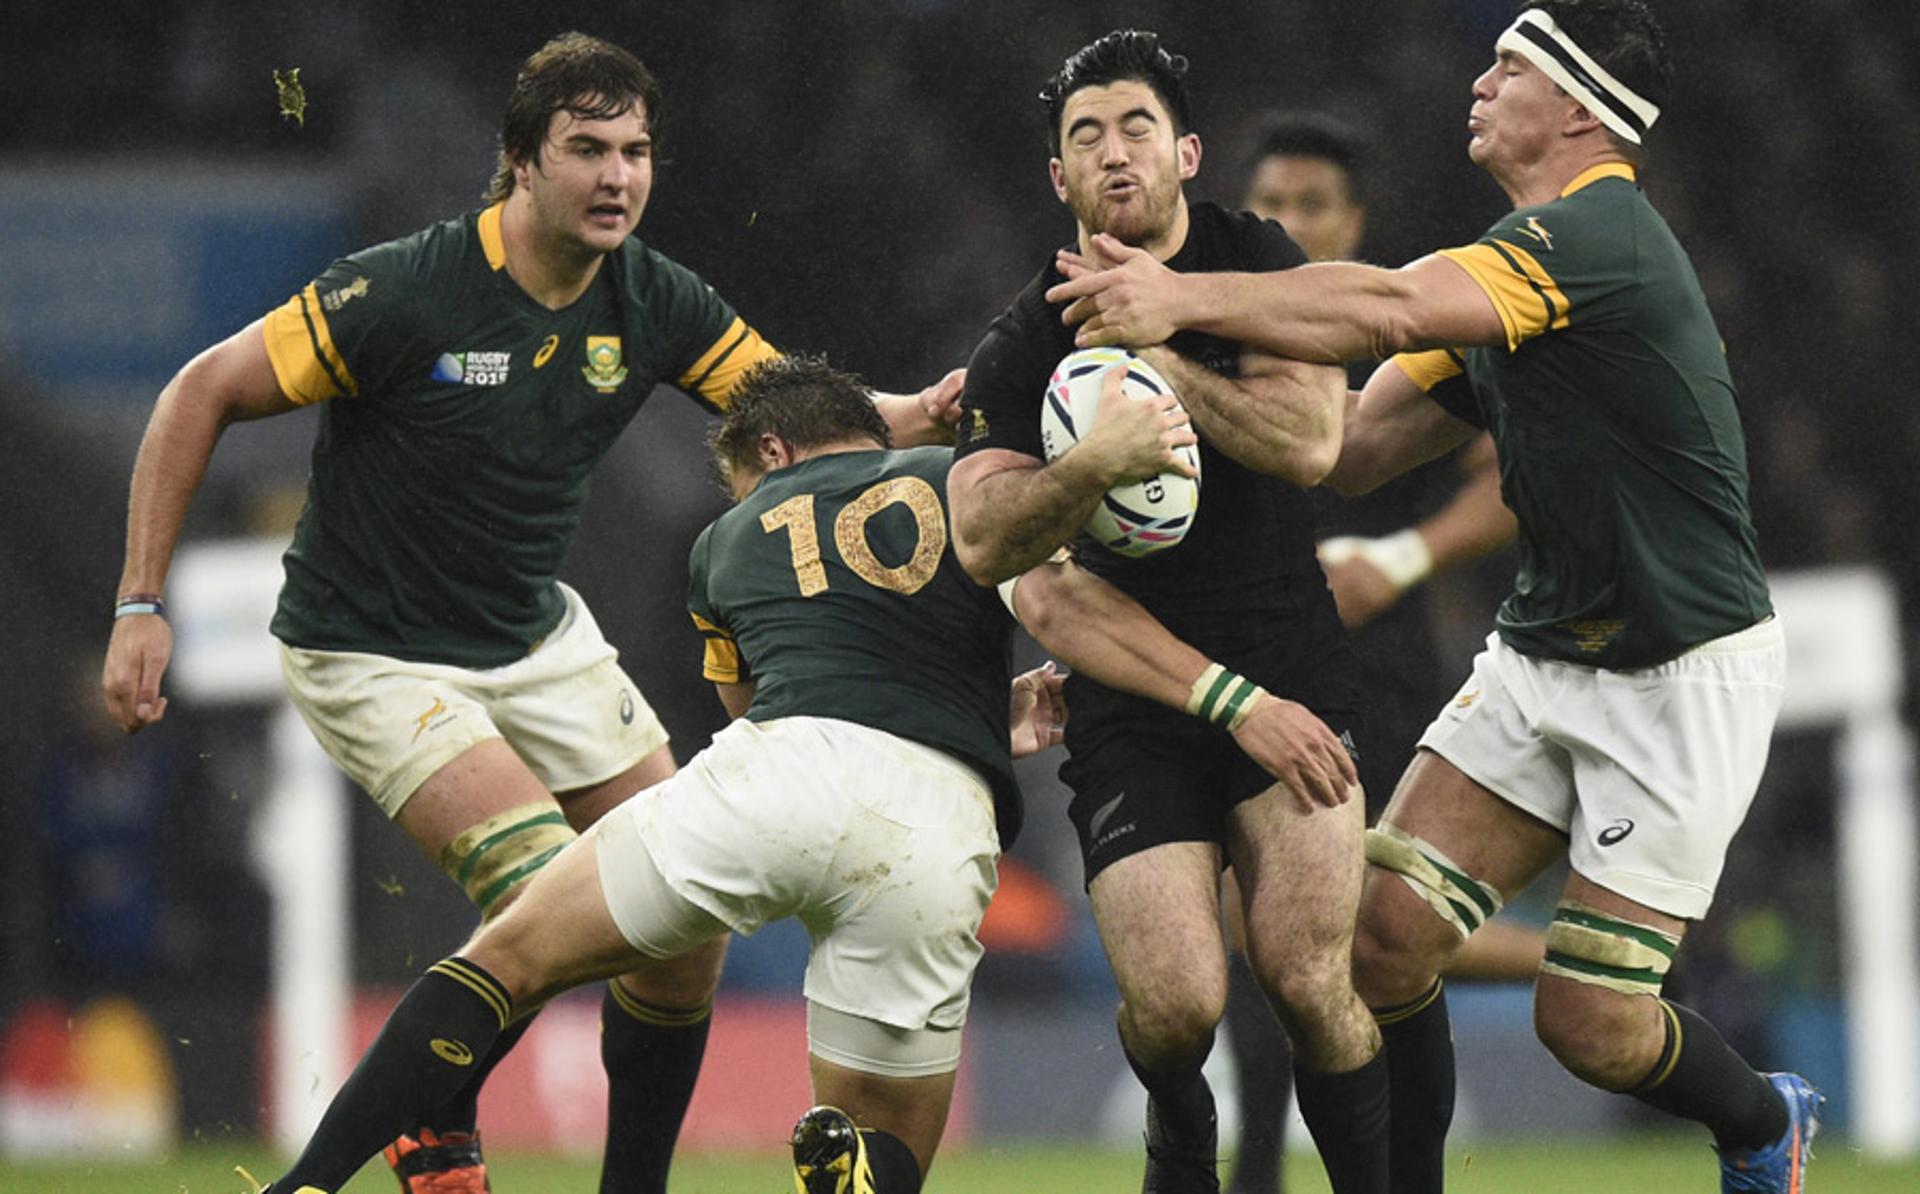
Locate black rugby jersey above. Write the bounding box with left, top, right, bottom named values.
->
left=954, top=201, right=1336, bottom=652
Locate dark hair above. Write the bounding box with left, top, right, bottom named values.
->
left=1038, top=29, right=1193, bottom=155
left=709, top=356, right=892, bottom=489
left=484, top=32, right=663, bottom=204
left=1245, top=112, right=1368, bottom=198
left=1520, top=0, right=1673, bottom=121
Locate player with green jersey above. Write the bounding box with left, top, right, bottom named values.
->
left=1046, top=4, right=1819, bottom=1191
left=248, top=355, right=1343, bottom=1194
left=101, top=32, right=962, bottom=1194
left=265, top=199, right=765, bottom=666
left=688, top=445, right=1025, bottom=839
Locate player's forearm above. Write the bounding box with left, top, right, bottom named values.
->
left=1181, top=264, right=1417, bottom=364
left=871, top=392, right=947, bottom=447
left=952, top=461, right=1109, bottom=584
left=1012, top=563, right=1209, bottom=711
left=1139, top=347, right=1340, bottom=483
left=117, top=373, right=231, bottom=594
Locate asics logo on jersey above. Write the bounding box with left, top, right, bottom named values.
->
left=429, top=1038, right=475, bottom=1066
left=1598, top=818, right=1635, bottom=846
left=412, top=697, right=451, bottom=743
left=534, top=333, right=560, bottom=368
left=1455, top=689, right=1482, bottom=709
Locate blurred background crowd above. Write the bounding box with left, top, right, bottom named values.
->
left=1, top=0, right=1914, bottom=1156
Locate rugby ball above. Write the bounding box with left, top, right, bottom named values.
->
left=1040, top=347, right=1201, bottom=557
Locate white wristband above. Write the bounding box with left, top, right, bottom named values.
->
left=1319, top=528, right=1433, bottom=591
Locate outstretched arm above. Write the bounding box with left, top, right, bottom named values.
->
left=1008, top=559, right=1356, bottom=811
left=1046, top=236, right=1506, bottom=363
left=103, top=321, right=299, bottom=732
left=1139, top=345, right=1344, bottom=484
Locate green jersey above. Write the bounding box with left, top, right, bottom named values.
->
left=261, top=202, right=780, bottom=667
left=687, top=447, right=1023, bottom=844
left=1400, top=163, right=1770, bottom=668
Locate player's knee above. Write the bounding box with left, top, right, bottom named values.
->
left=1531, top=899, right=1680, bottom=1088
left=1532, top=982, right=1658, bottom=1089
left=1123, top=985, right=1225, bottom=1058
left=617, top=935, right=729, bottom=1008
left=1252, top=944, right=1346, bottom=1023
left=1351, top=879, right=1453, bottom=1006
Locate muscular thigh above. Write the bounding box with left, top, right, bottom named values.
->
left=1089, top=841, right=1226, bottom=1007
left=1376, top=749, right=1568, bottom=903
left=1228, top=778, right=1367, bottom=972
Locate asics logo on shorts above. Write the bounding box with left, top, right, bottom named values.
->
left=429, top=1038, right=475, bottom=1066
left=619, top=690, right=635, bottom=725
left=1597, top=818, right=1636, bottom=846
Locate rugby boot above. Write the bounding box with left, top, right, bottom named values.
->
left=1143, top=1097, right=1221, bottom=1193
left=383, top=1127, right=491, bottom=1193
left=1718, top=1072, right=1823, bottom=1193
left=791, top=1105, right=874, bottom=1194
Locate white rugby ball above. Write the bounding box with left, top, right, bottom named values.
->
left=1040, top=347, right=1201, bottom=558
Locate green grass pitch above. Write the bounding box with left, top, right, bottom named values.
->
left=4, top=1135, right=1915, bottom=1193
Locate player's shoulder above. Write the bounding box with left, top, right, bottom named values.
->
left=970, top=253, right=1074, bottom=380
left=1182, top=200, right=1307, bottom=273
left=608, top=233, right=710, bottom=292
left=1489, top=168, right=1649, bottom=260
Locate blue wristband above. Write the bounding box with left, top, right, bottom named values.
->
left=114, top=597, right=165, bottom=619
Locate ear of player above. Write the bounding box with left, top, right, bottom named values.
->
left=1041, top=347, right=1200, bottom=557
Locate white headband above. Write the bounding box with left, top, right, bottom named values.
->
left=1496, top=9, right=1660, bottom=145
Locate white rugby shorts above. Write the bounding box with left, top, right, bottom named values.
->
left=1416, top=618, right=1786, bottom=919
left=593, top=715, right=1001, bottom=1033
left=278, top=582, right=668, bottom=816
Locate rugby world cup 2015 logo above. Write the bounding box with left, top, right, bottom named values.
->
left=582, top=336, right=628, bottom=393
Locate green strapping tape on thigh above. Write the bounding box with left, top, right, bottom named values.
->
left=1541, top=899, right=1679, bottom=996
left=440, top=801, right=577, bottom=915
left=1365, top=823, right=1504, bottom=939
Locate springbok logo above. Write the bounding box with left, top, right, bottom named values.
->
left=582, top=336, right=628, bottom=393
left=412, top=697, right=449, bottom=743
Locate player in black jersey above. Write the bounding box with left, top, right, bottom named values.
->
left=101, top=32, right=962, bottom=1194
left=949, top=32, right=1387, bottom=1194
left=252, top=355, right=1341, bottom=1194
left=1049, top=5, right=1818, bottom=1192
left=1222, top=113, right=1531, bottom=1194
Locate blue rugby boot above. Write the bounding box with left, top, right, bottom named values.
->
left=1718, top=1072, right=1822, bottom=1193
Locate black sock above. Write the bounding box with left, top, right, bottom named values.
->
left=1291, top=1049, right=1389, bottom=1194
left=1223, top=953, right=1292, bottom=1194
left=1374, top=979, right=1453, bottom=1194
left=1125, top=1034, right=1218, bottom=1150
left=278, top=958, right=512, bottom=1193
left=598, top=980, right=713, bottom=1194
left=412, top=1014, right=533, bottom=1139
left=861, top=1127, right=924, bottom=1193
left=1629, top=1000, right=1787, bottom=1151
